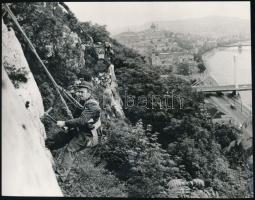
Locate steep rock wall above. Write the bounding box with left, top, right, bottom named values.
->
left=2, top=20, right=62, bottom=196
left=2, top=19, right=46, bottom=141
left=108, top=64, right=125, bottom=118
left=94, top=63, right=125, bottom=119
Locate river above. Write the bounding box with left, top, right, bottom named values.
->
left=203, top=45, right=252, bottom=110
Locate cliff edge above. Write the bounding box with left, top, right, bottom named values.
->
left=2, top=20, right=62, bottom=196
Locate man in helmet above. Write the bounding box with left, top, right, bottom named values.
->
left=45, top=80, right=101, bottom=151
left=45, top=78, right=101, bottom=180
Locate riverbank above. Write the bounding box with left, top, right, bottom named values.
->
left=200, top=47, right=252, bottom=149
left=202, top=46, right=252, bottom=111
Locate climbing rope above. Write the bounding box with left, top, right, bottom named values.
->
left=3, top=4, right=73, bottom=119
left=57, top=85, right=83, bottom=109
left=4, top=3, right=105, bottom=181
left=59, top=2, right=94, bottom=44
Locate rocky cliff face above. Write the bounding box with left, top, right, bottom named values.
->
left=2, top=20, right=62, bottom=196
left=108, top=64, right=125, bottom=118
left=94, top=63, right=125, bottom=119
left=2, top=3, right=126, bottom=196
left=2, top=7, right=124, bottom=195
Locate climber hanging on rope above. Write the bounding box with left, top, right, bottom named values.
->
left=45, top=75, right=101, bottom=150
left=45, top=80, right=101, bottom=150
left=45, top=74, right=102, bottom=179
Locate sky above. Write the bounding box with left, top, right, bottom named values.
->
left=65, top=1, right=250, bottom=35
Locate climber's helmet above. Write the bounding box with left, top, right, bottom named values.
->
left=76, top=81, right=93, bottom=101
left=105, top=42, right=111, bottom=48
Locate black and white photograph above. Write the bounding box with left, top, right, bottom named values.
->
left=2, top=1, right=254, bottom=198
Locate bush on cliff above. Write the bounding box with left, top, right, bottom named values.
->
left=97, top=119, right=172, bottom=197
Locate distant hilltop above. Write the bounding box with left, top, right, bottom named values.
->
left=113, top=16, right=250, bottom=38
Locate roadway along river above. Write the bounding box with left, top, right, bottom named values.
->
left=203, top=45, right=252, bottom=110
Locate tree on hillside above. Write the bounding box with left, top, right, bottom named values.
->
left=97, top=119, right=172, bottom=197
left=177, top=63, right=189, bottom=75
left=197, top=63, right=206, bottom=73
left=80, top=22, right=110, bottom=43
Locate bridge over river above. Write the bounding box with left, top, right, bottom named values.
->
left=192, top=42, right=252, bottom=151
left=193, top=83, right=252, bottom=93
left=193, top=51, right=252, bottom=94
left=219, top=41, right=251, bottom=49
left=220, top=44, right=251, bottom=48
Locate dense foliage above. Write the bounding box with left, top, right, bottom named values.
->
left=97, top=119, right=172, bottom=197
left=4, top=62, right=28, bottom=88
left=4, top=2, right=252, bottom=198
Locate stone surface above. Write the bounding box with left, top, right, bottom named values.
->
left=2, top=20, right=62, bottom=196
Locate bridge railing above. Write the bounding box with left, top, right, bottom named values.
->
left=220, top=43, right=251, bottom=48
left=193, top=84, right=252, bottom=92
